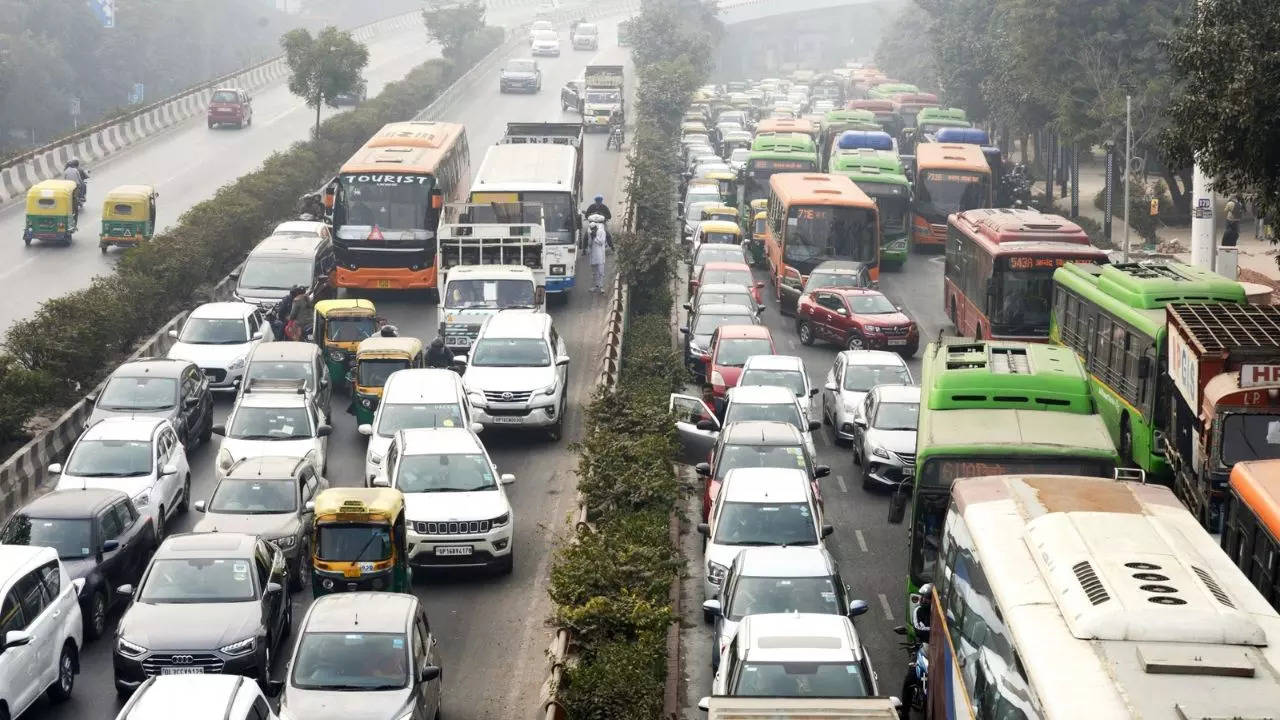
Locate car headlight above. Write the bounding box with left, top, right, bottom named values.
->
left=468, top=392, right=487, bottom=407
left=689, top=342, right=707, bottom=356
left=539, top=382, right=558, bottom=397
left=707, top=561, right=728, bottom=585
left=217, top=448, right=235, bottom=473
left=872, top=446, right=890, bottom=460
left=132, top=489, right=151, bottom=508
left=491, top=512, right=511, bottom=528
left=361, top=398, right=372, bottom=408
left=328, top=349, right=344, bottom=362
left=863, top=325, right=881, bottom=333
left=710, top=370, right=725, bottom=388
left=220, top=636, right=256, bottom=656
left=227, top=355, right=247, bottom=371
left=117, top=637, right=147, bottom=657
left=271, top=535, right=296, bottom=549
left=368, top=450, right=384, bottom=465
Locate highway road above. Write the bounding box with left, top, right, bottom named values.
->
left=676, top=250, right=951, bottom=714
left=21, top=17, right=636, bottom=720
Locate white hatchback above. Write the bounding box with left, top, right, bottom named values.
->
left=167, top=302, right=272, bottom=392
left=52, top=416, right=191, bottom=538
left=0, top=545, right=84, bottom=718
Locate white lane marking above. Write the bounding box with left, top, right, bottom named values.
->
left=878, top=593, right=894, bottom=620
left=788, top=338, right=798, bottom=350
left=835, top=474, right=848, bottom=493
left=855, top=529, right=868, bottom=553
left=0, top=256, right=39, bottom=281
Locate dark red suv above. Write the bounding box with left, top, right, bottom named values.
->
left=207, top=87, right=253, bottom=129
left=796, top=288, right=918, bottom=356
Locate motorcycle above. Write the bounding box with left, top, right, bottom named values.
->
left=607, top=123, right=624, bottom=151
left=894, top=584, right=933, bottom=718
left=1002, top=162, right=1035, bottom=210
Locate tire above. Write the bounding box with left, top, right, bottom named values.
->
left=179, top=475, right=191, bottom=512
left=798, top=321, right=815, bottom=346
left=85, top=591, right=107, bottom=641
left=199, top=410, right=213, bottom=444
left=846, top=332, right=865, bottom=351
left=1120, top=415, right=1133, bottom=465
left=289, top=549, right=307, bottom=592
left=100, top=244, right=108, bottom=254
left=861, top=462, right=876, bottom=491
left=24, top=235, right=31, bottom=246
left=46, top=642, right=76, bottom=702
left=154, top=507, right=166, bottom=542
left=208, top=119, right=215, bottom=129
left=258, top=645, right=272, bottom=688
left=547, top=399, right=565, bottom=441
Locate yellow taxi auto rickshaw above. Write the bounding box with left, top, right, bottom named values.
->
left=703, top=170, right=739, bottom=207
left=743, top=199, right=769, bottom=267
left=99, top=185, right=158, bottom=253
left=23, top=179, right=78, bottom=246
left=310, top=487, right=410, bottom=596
left=702, top=205, right=740, bottom=225
left=692, top=219, right=743, bottom=251
left=348, top=336, right=425, bottom=425
left=313, top=299, right=378, bottom=387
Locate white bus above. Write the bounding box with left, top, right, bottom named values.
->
left=468, top=141, right=582, bottom=296
left=927, top=474, right=1280, bottom=720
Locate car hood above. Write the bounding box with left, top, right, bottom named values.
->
left=463, top=365, right=556, bottom=394
left=441, top=308, right=500, bottom=327
left=837, top=388, right=868, bottom=411
left=404, top=489, right=507, bottom=523
left=193, top=512, right=299, bottom=538
left=87, top=405, right=177, bottom=427
left=282, top=688, right=412, bottom=720
left=56, top=474, right=152, bottom=499
left=119, top=600, right=262, bottom=650
left=866, top=428, right=917, bottom=456
left=852, top=311, right=913, bottom=327
left=532, top=39, right=559, bottom=47
left=220, top=438, right=317, bottom=467
left=168, top=341, right=253, bottom=367
left=713, top=365, right=744, bottom=387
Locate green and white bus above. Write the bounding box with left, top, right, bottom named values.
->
left=829, top=149, right=911, bottom=270
left=742, top=134, right=819, bottom=204
left=890, top=338, right=1125, bottom=611
left=1050, top=260, right=1244, bottom=477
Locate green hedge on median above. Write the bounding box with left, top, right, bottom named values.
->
left=0, top=30, right=503, bottom=445
left=548, top=0, right=719, bottom=716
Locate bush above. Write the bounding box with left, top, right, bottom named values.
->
left=559, top=639, right=667, bottom=720
left=0, top=358, right=58, bottom=445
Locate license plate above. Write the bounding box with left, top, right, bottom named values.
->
left=888, top=339, right=908, bottom=346
left=161, top=667, right=204, bottom=675
left=435, top=545, right=473, bottom=556
left=492, top=416, right=524, bottom=424
left=377, top=280, right=391, bottom=289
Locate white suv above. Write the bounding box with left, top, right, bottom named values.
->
left=51, top=416, right=191, bottom=540
left=0, top=545, right=84, bottom=717
left=115, top=675, right=280, bottom=720
left=373, top=427, right=516, bottom=574
left=358, top=368, right=478, bottom=483
left=459, top=311, right=570, bottom=440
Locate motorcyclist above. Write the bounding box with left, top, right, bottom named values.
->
left=582, top=195, right=612, bottom=249
left=427, top=336, right=454, bottom=368
left=898, top=582, right=933, bottom=719
left=607, top=108, right=625, bottom=147
left=62, top=158, right=88, bottom=205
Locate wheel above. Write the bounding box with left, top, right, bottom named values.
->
left=547, top=399, right=565, bottom=441
left=24, top=235, right=31, bottom=246
left=154, top=506, right=166, bottom=542
left=100, top=244, right=107, bottom=254
left=85, top=590, right=107, bottom=641
left=846, top=332, right=865, bottom=350
left=798, top=321, right=815, bottom=346
left=208, top=119, right=215, bottom=129
left=199, top=411, right=213, bottom=444
left=497, top=549, right=514, bottom=575
left=178, top=475, right=191, bottom=512
left=703, top=608, right=715, bottom=623
left=289, top=547, right=308, bottom=592
left=46, top=642, right=76, bottom=702
left=861, top=462, right=876, bottom=491
left=1119, top=415, right=1133, bottom=464
left=258, top=644, right=272, bottom=687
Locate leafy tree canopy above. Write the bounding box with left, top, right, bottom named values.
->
left=281, top=26, right=369, bottom=137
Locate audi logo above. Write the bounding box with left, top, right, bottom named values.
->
left=172, top=655, right=194, bottom=665
left=501, top=391, right=513, bottom=401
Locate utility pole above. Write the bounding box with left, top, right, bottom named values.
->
left=1191, top=160, right=1215, bottom=270
left=1122, top=95, right=1132, bottom=261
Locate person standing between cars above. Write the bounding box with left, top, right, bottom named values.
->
left=1223, top=194, right=1243, bottom=247
left=427, top=336, right=454, bottom=368
left=288, top=286, right=313, bottom=340
left=588, top=218, right=609, bottom=293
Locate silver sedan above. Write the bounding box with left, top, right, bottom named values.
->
left=820, top=350, right=913, bottom=445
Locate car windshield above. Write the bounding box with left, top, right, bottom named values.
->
left=444, top=279, right=536, bottom=309
left=376, top=403, right=465, bottom=437
left=396, top=453, right=496, bottom=493
left=694, top=246, right=746, bottom=268
left=291, top=632, right=408, bottom=691
left=848, top=293, right=897, bottom=314
left=694, top=313, right=753, bottom=335
left=238, top=257, right=313, bottom=291
left=805, top=271, right=865, bottom=291
left=98, top=376, right=176, bottom=411
left=734, top=661, right=868, bottom=697
left=534, top=30, right=557, bottom=41
left=471, top=338, right=551, bottom=367
left=209, top=479, right=296, bottom=514
left=701, top=268, right=752, bottom=286
left=316, top=524, right=391, bottom=562
left=506, top=60, right=536, bottom=73
left=65, top=439, right=152, bottom=477
left=843, top=364, right=909, bottom=391
left=702, top=231, right=739, bottom=244
left=718, top=444, right=808, bottom=480
left=717, top=338, right=774, bottom=367
left=713, top=501, right=818, bottom=546
left=211, top=90, right=239, bottom=103
left=726, top=575, right=843, bottom=620
left=874, top=401, right=919, bottom=431
left=359, top=359, right=410, bottom=387
left=179, top=317, right=249, bottom=344
left=725, top=402, right=803, bottom=430
left=327, top=316, right=379, bottom=342
left=740, top=369, right=806, bottom=398
left=246, top=360, right=313, bottom=389
left=0, top=516, right=94, bottom=559
left=139, top=558, right=256, bottom=603
left=697, top=292, right=752, bottom=309
left=228, top=406, right=311, bottom=440
left=586, top=90, right=620, bottom=104
left=1220, top=414, right=1280, bottom=465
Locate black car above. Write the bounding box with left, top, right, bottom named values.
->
left=0, top=488, right=156, bottom=641
left=88, top=358, right=215, bottom=448
left=681, top=302, right=760, bottom=380
left=113, top=532, right=291, bottom=695
left=499, top=58, right=542, bottom=93
left=778, top=260, right=871, bottom=316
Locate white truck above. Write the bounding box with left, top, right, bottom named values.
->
left=435, top=203, right=547, bottom=354
left=582, top=65, right=625, bottom=132
left=699, top=696, right=901, bottom=720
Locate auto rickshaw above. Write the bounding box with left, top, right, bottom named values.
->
left=314, top=299, right=379, bottom=387
left=99, top=185, right=158, bottom=253
left=702, top=205, right=740, bottom=225
left=348, top=336, right=425, bottom=425
left=743, top=199, right=769, bottom=267
left=309, top=487, right=410, bottom=596
left=703, top=170, right=739, bottom=208
left=23, top=179, right=78, bottom=246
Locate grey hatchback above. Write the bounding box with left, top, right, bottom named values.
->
left=88, top=358, right=214, bottom=448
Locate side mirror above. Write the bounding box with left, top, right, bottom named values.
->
left=47, top=463, right=63, bottom=474
left=822, top=524, right=834, bottom=538
left=824, top=382, right=836, bottom=392
left=371, top=476, right=391, bottom=488
left=501, top=473, right=516, bottom=485
left=102, top=539, right=120, bottom=553
left=358, top=424, right=373, bottom=436
left=316, top=424, right=333, bottom=437
left=837, top=307, right=849, bottom=315
left=697, top=522, right=710, bottom=536
left=853, top=417, right=867, bottom=428
left=212, top=424, right=226, bottom=436
left=305, top=500, right=315, bottom=513
left=680, top=326, right=690, bottom=335
left=556, top=355, right=571, bottom=366
left=86, top=392, right=99, bottom=403
left=252, top=328, right=264, bottom=340
left=809, top=387, right=819, bottom=397
left=418, top=664, right=442, bottom=683
left=888, top=486, right=909, bottom=524
left=683, top=303, right=692, bottom=311
left=116, top=584, right=134, bottom=597
left=695, top=419, right=718, bottom=432
left=849, top=599, right=869, bottom=618
left=3, top=630, right=33, bottom=651
left=471, top=422, right=485, bottom=434
left=695, top=462, right=711, bottom=477
left=161, top=463, right=178, bottom=476
left=453, top=354, right=468, bottom=365
left=814, top=464, right=831, bottom=478
left=229, top=270, right=241, bottom=281
left=194, top=500, right=207, bottom=513
left=168, top=329, right=179, bottom=339
left=265, top=582, right=283, bottom=595
left=698, top=697, right=711, bottom=713
left=702, top=598, right=722, bottom=617
left=808, top=420, right=821, bottom=432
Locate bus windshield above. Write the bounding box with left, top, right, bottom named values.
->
left=467, top=192, right=576, bottom=245
left=784, top=205, right=878, bottom=271
left=744, top=158, right=817, bottom=202
left=337, top=174, right=435, bottom=239
left=860, top=184, right=909, bottom=234
left=990, top=259, right=1057, bottom=335
left=915, top=170, right=989, bottom=223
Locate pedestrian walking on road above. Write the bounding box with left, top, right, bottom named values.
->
left=587, top=218, right=609, bottom=293
left=1223, top=194, right=1243, bottom=247
left=287, top=286, right=314, bottom=340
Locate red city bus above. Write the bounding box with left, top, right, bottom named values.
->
left=845, top=99, right=896, bottom=132
left=943, top=208, right=1108, bottom=341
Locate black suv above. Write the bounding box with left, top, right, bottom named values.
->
left=1, top=488, right=156, bottom=641
left=89, top=358, right=215, bottom=448
left=113, top=533, right=291, bottom=694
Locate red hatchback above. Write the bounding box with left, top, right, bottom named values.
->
left=696, top=261, right=763, bottom=304
left=707, top=324, right=775, bottom=412
left=796, top=288, right=919, bottom=355
left=207, top=87, right=253, bottom=129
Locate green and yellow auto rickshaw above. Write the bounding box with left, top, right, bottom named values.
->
left=313, top=299, right=379, bottom=387
left=348, top=336, right=425, bottom=425
left=309, top=487, right=411, bottom=596
left=703, top=170, right=739, bottom=208
left=743, top=198, right=769, bottom=267
left=99, top=185, right=158, bottom=253
left=702, top=205, right=740, bottom=226
left=23, top=179, right=78, bottom=246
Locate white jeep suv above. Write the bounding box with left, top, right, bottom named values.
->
left=459, top=311, right=570, bottom=440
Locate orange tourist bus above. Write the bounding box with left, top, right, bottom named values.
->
left=763, top=173, right=881, bottom=293
left=1223, top=460, right=1280, bottom=610
left=911, top=142, right=992, bottom=250
left=324, top=121, right=471, bottom=291
left=755, top=117, right=818, bottom=144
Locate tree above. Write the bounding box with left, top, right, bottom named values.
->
left=281, top=26, right=369, bottom=140
left=873, top=5, right=937, bottom=91
left=423, top=0, right=486, bottom=62
left=1162, top=0, right=1280, bottom=226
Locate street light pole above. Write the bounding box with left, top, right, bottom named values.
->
left=1122, top=94, right=1131, bottom=262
